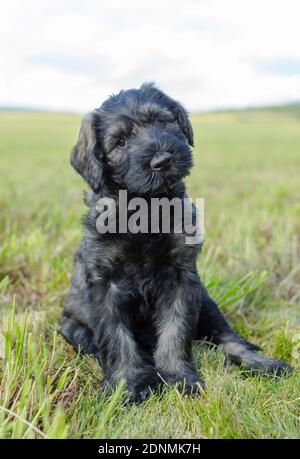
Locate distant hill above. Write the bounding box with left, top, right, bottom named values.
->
left=230, top=101, right=300, bottom=115
left=252, top=102, right=300, bottom=118
left=1, top=101, right=300, bottom=117
left=0, top=106, right=79, bottom=115
left=194, top=101, right=300, bottom=118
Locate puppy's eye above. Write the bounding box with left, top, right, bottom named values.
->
left=157, top=116, right=175, bottom=123
left=117, top=137, right=127, bottom=148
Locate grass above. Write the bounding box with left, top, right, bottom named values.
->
left=0, top=106, right=300, bottom=439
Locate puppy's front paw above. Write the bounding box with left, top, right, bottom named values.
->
left=125, top=382, right=155, bottom=404
left=126, top=370, right=162, bottom=404
left=159, top=370, right=205, bottom=396
left=101, top=370, right=160, bottom=404
left=184, top=379, right=206, bottom=396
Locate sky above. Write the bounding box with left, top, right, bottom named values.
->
left=0, top=0, right=299, bottom=113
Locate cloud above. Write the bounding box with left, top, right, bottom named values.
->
left=255, top=58, right=300, bottom=77
left=0, top=0, right=299, bottom=112
left=28, top=52, right=113, bottom=76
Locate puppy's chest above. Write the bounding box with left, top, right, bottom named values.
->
left=99, top=231, right=187, bottom=279
left=126, top=231, right=187, bottom=263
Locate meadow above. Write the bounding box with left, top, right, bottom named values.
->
left=0, top=106, right=299, bottom=438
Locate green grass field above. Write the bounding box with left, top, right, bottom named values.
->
left=0, top=106, right=299, bottom=439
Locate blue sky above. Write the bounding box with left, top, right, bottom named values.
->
left=0, top=0, right=299, bottom=112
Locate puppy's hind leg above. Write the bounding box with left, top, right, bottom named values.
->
left=196, top=288, right=292, bottom=376
left=60, top=311, right=99, bottom=357
left=61, top=248, right=99, bottom=356
left=196, top=288, right=260, bottom=351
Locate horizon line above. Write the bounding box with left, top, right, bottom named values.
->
left=0, top=99, right=299, bottom=116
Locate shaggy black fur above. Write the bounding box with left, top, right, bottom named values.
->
left=61, top=83, right=291, bottom=403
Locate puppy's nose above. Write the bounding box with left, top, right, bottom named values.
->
left=150, top=152, right=172, bottom=171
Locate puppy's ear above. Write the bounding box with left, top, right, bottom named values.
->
left=175, top=104, right=194, bottom=147
left=70, top=113, right=104, bottom=192
left=140, top=82, right=194, bottom=146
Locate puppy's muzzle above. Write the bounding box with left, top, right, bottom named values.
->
left=150, top=151, right=172, bottom=171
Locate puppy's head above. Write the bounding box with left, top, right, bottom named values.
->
left=71, top=82, right=194, bottom=195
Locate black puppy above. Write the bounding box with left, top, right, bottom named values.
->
left=61, top=83, right=290, bottom=402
